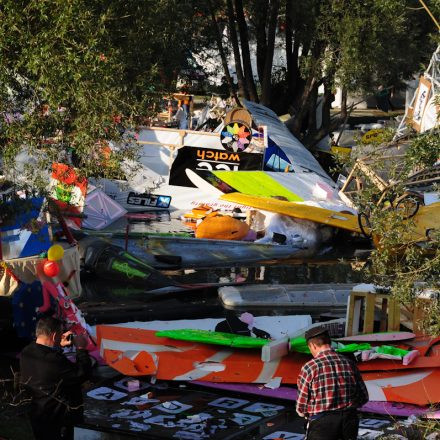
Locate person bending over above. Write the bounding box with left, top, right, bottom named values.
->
left=20, top=316, right=92, bottom=440
left=296, top=326, right=369, bottom=440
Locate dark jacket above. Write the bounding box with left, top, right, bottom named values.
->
left=20, top=342, right=92, bottom=438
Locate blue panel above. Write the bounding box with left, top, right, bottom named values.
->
left=0, top=197, right=51, bottom=258
left=264, top=138, right=292, bottom=171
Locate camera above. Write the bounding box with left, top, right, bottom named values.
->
left=67, top=333, right=76, bottom=342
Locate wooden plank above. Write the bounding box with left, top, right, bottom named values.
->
left=261, top=328, right=306, bottom=363
left=363, top=293, right=376, bottom=334
left=379, top=298, right=388, bottom=332
left=261, top=318, right=346, bottom=362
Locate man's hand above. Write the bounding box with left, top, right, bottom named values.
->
left=72, top=334, right=88, bottom=350
left=61, top=331, right=74, bottom=347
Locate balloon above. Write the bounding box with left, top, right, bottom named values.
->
left=48, top=244, right=64, bottom=261
left=43, top=260, right=60, bottom=278
left=36, top=259, right=46, bottom=276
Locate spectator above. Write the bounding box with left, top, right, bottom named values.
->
left=174, top=100, right=189, bottom=129
left=296, top=326, right=369, bottom=440
left=20, top=316, right=92, bottom=440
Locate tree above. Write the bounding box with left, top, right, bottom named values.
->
left=0, top=0, right=200, bottom=191
left=339, top=126, right=440, bottom=334
left=206, top=0, right=437, bottom=148
left=286, top=0, right=438, bottom=147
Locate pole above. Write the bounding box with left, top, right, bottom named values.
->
left=418, top=0, right=440, bottom=31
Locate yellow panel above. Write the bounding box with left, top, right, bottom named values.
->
left=220, top=192, right=362, bottom=233
left=410, top=202, right=440, bottom=241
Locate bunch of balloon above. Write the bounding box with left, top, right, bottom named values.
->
left=42, top=244, right=64, bottom=278
left=37, top=243, right=97, bottom=354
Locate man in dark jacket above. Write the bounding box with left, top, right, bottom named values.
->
left=296, top=326, right=369, bottom=440
left=20, top=316, right=92, bottom=440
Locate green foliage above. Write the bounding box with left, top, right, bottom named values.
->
left=288, top=0, right=437, bottom=94
left=0, top=0, right=199, bottom=190
left=350, top=129, right=440, bottom=334
left=334, top=0, right=428, bottom=92
left=405, top=130, right=440, bottom=171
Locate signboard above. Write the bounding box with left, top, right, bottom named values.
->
left=126, top=192, right=171, bottom=208
left=410, top=76, right=432, bottom=132
left=80, top=376, right=285, bottom=439
left=361, top=129, right=384, bottom=144
left=169, top=146, right=263, bottom=187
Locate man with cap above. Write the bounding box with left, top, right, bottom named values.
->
left=296, top=325, right=369, bottom=440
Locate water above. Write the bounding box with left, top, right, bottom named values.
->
left=92, top=210, right=194, bottom=235
left=80, top=209, right=366, bottom=326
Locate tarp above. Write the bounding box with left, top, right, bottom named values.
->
left=83, top=189, right=127, bottom=230
left=95, top=102, right=350, bottom=212
left=96, top=315, right=312, bottom=339
left=96, top=325, right=440, bottom=405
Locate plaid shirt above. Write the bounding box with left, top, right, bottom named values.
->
left=296, top=348, right=369, bottom=418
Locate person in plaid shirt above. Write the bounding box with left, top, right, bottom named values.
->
left=296, top=326, right=369, bottom=440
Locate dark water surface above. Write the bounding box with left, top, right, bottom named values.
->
left=79, top=210, right=367, bottom=325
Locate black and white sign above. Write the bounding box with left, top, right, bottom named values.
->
left=208, top=397, right=249, bottom=409
left=244, top=402, right=285, bottom=414
left=153, top=400, right=193, bottom=414
left=169, top=146, right=263, bottom=187
left=86, top=387, right=127, bottom=401
left=359, top=419, right=390, bottom=429
left=126, top=192, right=171, bottom=208
left=230, top=412, right=261, bottom=426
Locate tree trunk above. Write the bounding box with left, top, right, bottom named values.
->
left=255, top=0, right=269, bottom=84
left=208, top=0, right=240, bottom=105
left=285, top=0, right=293, bottom=87
left=302, top=78, right=337, bottom=148
left=285, top=75, right=318, bottom=137
left=234, top=0, right=259, bottom=102
left=306, top=83, right=318, bottom=134
left=226, top=0, right=248, bottom=100
left=340, top=87, right=348, bottom=121
left=261, top=0, right=280, bottom=106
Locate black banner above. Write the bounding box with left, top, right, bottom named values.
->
left=169, top=146, right=263, bottom=187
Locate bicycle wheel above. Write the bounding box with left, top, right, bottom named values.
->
left=358, top=212, right=372, bottom=238
left=395, top=195, right=420, bottom=219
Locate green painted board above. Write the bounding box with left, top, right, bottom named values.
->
left=156, top=329, right=269, bottom=348
left=212, top=171, right=303, bottom=202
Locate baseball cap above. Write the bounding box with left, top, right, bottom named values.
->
left=305, top=325, right=329, bottom=341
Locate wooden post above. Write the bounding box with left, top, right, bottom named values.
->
left=379, top=298, right=388, bottom=332
left=363, top=293, right=375, bottom=334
